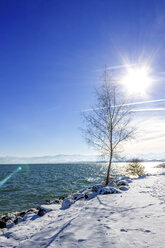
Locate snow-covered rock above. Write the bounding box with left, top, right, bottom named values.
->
left=13, top=216, right=23, bottom=224
left=119, top=176, right=133, bottom=183
left=91, top=184, right=104, bottom=193
left=38, top=207, right=47, bottom=216
left=6, top=219, right=15, bottom=229
left=72, top=193, right=84, bottom=200
left=108, top=181, right=117, bottom=187
left=8, top=214, right=17, bottom=223
left=116, top=180, right=129, bottom=186
left=100, top=186, right=121, bottom=194
left=23, top=210, right=37, bottom=221
left=61, top=197, right=75, bottom=209
left=84, top=191, right=97, bottom=200
left=119, top=186, right=129, bottom=191
left=38, top=204, right=59, bottom=215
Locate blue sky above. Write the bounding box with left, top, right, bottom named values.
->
left=0, top=0, right=165, bottom=157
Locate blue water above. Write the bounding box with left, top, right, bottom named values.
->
left=0, top=162, right=162, bottom=216
left=0, top=163, right=113, bottom=215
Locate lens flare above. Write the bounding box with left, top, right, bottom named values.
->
left=21, top=164, right=30, bottom=176
left=0, top=166, right=22, bottom=187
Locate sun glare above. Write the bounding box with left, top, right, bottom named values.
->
left=121, top=66, right=151, bottom=95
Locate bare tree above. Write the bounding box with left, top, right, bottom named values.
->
left=82, top=70, right=135, bottom=185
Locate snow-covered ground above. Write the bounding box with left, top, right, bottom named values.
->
left=0, top=173, right=165, bottom=248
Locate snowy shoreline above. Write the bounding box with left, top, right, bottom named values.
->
left=0, top=172, right=165, bottom=247
left=0, top=176, right=128, bottom=230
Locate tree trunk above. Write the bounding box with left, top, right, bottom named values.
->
left=105, top=155, right=112, bottom=186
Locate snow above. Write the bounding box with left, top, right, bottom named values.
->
left=0, top=173, right=165, bottom=248
left=157, top=163, right=165, bottom=168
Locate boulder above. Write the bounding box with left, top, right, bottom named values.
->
left=108, top=181, right=116, bottom=187
left=119, top=176, right=132, bottom=183
left=6, top=219, right=15, bottom=229
left=117, top=180, right=129, bottom=186
left=91, top=184, right=104, bottom=193
left=14, top=216, right=23, bottom=224
left=38, top=208, right=47, bottom=217
left=119, top=186, right=129, bottom=191
left=52, top=199, right=60, bottom=204
left=23, top=211, right=37, bottom=221
left=19, top=211, right=26, bottom=218
left=84, top=192, right=97, bottom=200
left=61, top=198, right=75, bottom=209
left=72, top=193, right=84, bottom=200
left=8, top=214, right=16, bottom=222
left=100, top=187, right=120, bottom=195
left=0, top=220, right=6, bottom=229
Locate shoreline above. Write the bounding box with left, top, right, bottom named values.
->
left=0, top=176, right=130, bottom=231
left=0, top=161, right=163, bottom=217
left=0, top=172, right=165, bottom=247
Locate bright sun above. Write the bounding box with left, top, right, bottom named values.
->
left=121, top=66, right=151, bottom=95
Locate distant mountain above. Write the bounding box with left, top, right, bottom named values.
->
left=124, top=152, right=165, bottom=161
left=0, top=152, right=164, bottom=164
left=0, top=154, right=99, bottom=164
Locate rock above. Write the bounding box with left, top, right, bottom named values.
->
left=108, top=181, right=116, bottom=187
left=38, top=208, right=47, bottom=217
left=84, top=192, right=97, bottom=200
left=120, top=228, right=127, bottom=232
left=27, top=208, right=38, bottom=214
left=0, top=215, right=9, bottom=223
left=61, top=197, right=75, bottom=209
left=91, top=184, right=104, bottom=193
left=14, top=216, right=23, bottom=224
left=119, top=186, right=129, bottom=191
left=100, top=187, right=113, bottom=194
left=19, top=211, right=26, bottom=217
left=119, top=176, right=132, bottom=183
left=6, top=219, right=15, bottom=229
left=84, top=194, right=88, bottom=199
left=72, top=193, right=84, bottom=200
left=53, top=199, right=60, bottom=204
left=100, top=187, right=120, bottom=195
left=0, top=220, right=6, bottom=229
left=23, top=211, right=37, bottom=221
left=0, top=208, right=38, bottom=229
left=59, top=196, right=66, bottom=200
left=117, top=180, right=129, bottom=186
left=8, top=214, right=16, bottom=222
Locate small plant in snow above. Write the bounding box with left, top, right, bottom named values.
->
left=126, top=159, right=145, bottom=177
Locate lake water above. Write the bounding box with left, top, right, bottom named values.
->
left=0, top=161, right=163, bottom=216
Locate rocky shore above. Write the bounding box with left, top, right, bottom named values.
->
left=0, top=177, right=130, bottom=232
